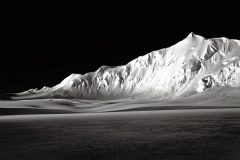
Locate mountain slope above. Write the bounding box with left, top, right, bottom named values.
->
left=13, top=33, right=240, bottom=100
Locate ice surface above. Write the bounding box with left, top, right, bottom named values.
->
left=12, top=33, right=240, bottom=101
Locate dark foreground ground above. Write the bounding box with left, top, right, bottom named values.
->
left=1, top=108, right=240, bottom=160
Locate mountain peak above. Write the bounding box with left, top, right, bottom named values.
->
left=186, top=32, right=204, bottom=40
left=188, top=32, right=195, bottom=37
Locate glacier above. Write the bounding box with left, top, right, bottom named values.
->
left=12, top=33, right=240, bottom=101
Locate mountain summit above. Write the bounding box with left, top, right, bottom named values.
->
left=13, top=33, right=240, bottom=100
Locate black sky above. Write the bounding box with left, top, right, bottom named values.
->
left=0, top=4, right=239, bottom=94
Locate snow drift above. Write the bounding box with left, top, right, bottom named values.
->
left=12, top=33, right=240, bottom=100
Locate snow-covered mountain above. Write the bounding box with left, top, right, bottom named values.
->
left=13, top=33, right=240, bottom=100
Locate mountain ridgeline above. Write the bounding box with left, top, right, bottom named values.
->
left=12, top=33, right=240, bottom=100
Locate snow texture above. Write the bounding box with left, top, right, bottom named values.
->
left=14, top=33, right=240, bottom=100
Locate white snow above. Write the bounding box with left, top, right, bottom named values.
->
left=13, top=33, right=240, bottom=100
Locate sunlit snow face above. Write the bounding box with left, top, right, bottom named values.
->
left=196, top=83, right=204, bottom=92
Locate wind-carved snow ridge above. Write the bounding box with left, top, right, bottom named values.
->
left=14, top=33, right=240, bottom=100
